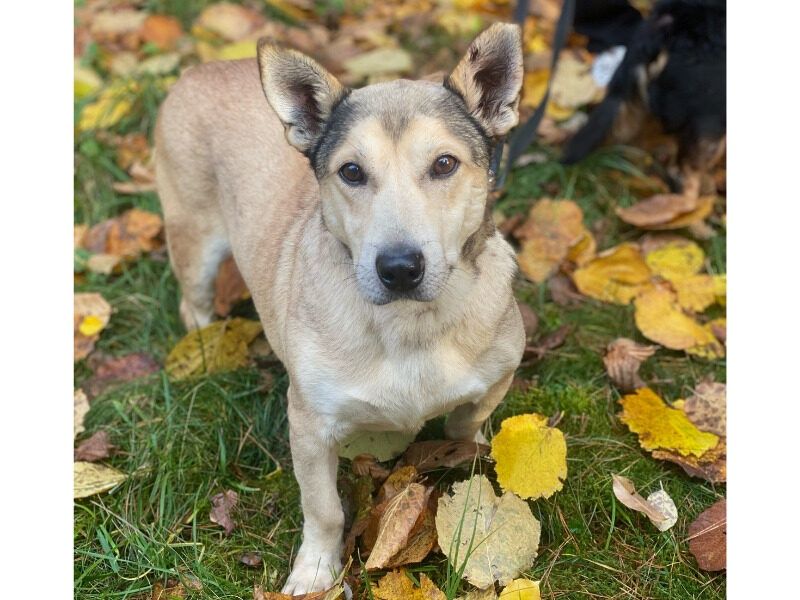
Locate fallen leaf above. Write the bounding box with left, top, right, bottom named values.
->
left=210, top=489, right=238, bottom=535
left=74, top=461, right=127, bottom=498
left=398, top=440, right=489, bottom=473
left=548, top=273, right=583, bottom=306
left=75, top=430, right=116, bottom=462
left=74, top=292, right=112, bottom=361
left=611, top=475, right=676, bottom=531
left=616, top=194, right=697, bottom=228
left=78, top=81, right=136, bottom=132
left=523, top=324, right=571, bottom=361
left=550, top=55, right=600, bottom=109
left=140, top=14, right=184, bottom=51
left=644, top=239, right=705, bottom=282
left=214, top=256, right=251, bottom=317
left=683, top=381, right=726, bottom=436
left=491, top=414, right=567, bottom=500
left=83, top=208, right=163, bottom=260
left=375, top=466, right=419, bottom=505
left=85, top=351, right=160, bottom=398
left=91, top=9, right=147, bottom=38
left=671, top=274, right=722, bottom=312
left=652, top=437, right=726, bottom=483
left=515, top=199, right=586, bottom=283
left=193, top=2, right=264, bottom=42
left=382, top=499, right=438, bottom=569
left=151, top=580, right=186, bottom=600
left=86, top=253, right=121, bottom=275
left=619, top=388, right=719, bottom=457
left=239, top=552, right=263, bottom=568
left=457, top=589, right=497, bottom=600
left=436, top=475, right=541, bottom=589
left=603, top=338, right=657, bottom=392
left=352, top=454, right=391, bottom=480
left=687, top=499, right=726, bottom=571
left=517, top=302, right=539, bottom=341
left=165, top=318, right=263, bottom=380
left=371, top=570, right=445, bottom=600
left=644, top=195, right=716, bottom=231
left=572, top=243, right=652, bottom=304
left=74, top=389, right=90, bottom=438
left=338, top=430, right=416, bottom=462
left=75, top=63, right=102, bottom=99
left=365, top=483, right=433, bottom=570
left=633, top=286, right=724, bottom=358
left=344, top=47, right=413, bottom=78
left=499, top=579, right=541, bottom=600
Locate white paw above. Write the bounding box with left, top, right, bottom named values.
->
left=282, top=547, right=341, bottom=595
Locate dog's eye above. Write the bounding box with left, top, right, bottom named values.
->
left=431, top=155, right=459, bottom=177
left=339, top=162, right=366, bottom=185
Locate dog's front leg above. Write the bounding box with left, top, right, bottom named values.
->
left=283, top=387, right=343, bottom=595
left=445, top=373, right=514, bottom=443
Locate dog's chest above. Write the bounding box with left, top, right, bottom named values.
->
left=304, top=338, right=491, bottom=435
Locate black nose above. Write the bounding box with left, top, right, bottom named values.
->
left=375, top=249, right=425, bottom=292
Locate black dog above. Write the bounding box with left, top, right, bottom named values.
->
left=563, top=0, right=726, bottom=197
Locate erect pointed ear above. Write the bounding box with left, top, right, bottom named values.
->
left=257, top=39, right=348, bottom=154
left=445, top=23, right=523, bottom=138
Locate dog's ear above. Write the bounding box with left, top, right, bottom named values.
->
left=257, top=40, right=348, bottom=154
left=445, top=23, right=523, bottom=138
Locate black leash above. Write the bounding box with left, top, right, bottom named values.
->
left=492, top=0, right=576, bottom=191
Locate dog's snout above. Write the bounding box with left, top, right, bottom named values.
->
left=375, top=248, right=425, bottom=292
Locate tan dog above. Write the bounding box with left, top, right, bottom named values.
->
left=155, top=23, right=525, bottom=594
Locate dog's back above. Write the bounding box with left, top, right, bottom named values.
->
left=155, top=58, right=317, bottom=332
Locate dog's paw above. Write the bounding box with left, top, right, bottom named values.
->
left=282, top=548, right=341, bottom=595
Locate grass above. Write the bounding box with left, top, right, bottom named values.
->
left=74, top=3, right=726, bottom=597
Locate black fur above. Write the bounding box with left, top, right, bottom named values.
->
left=562, top=0, right=725, bottom=166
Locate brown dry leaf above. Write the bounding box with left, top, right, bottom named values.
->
left=644, top=195, right=716, bottom=231
left=151, top=580, right=186, bottom=600
left=572, top=243, right=652, bottom=304
left=87, top=253, right=121, bottom=275
left=112, top=161, right=157, bottom=194
left=371, top=570, right=446, bottom=600
left=74, top=461, right=127, bottom=498
left=210, top=489, right=238, bottom=535
left=548, top=272, right=583, bottom=306
left=616, top=194, right=697, bottom=228
left=375, top=465, right=419, bottom=505
left=165, top=318, right=263, bottom=380
left=652, top=437, right=726, bottom=483
left=633, top=286, right=724, bottom=358
left=603, top=338, right=657, bottom=392
left=193, top=3, right=265, bottom=42
left=85, top=352, right=160, bottom=398
left=83, top=208, right=163, bottom=259
left=436, top=475, right=541, bottom=589
left=74, top=388, right=90, bottom=438
left=515, top=199, right=586, bottom=283
left=74, top=292, right=112, bottom=361
left=687, top=499, right=726, bottom=571
left=239, top=552, right=263, bottom=568
left=140, top=14, right=184, bottom=51
left=611, top=475, right=677, bottom=531
left=365, top=483, right=432, bottom=570
left=382, top=496, right=438, bottom=569
left=352, top=454, right=391, bottom=480
left=523, top=325, right=571, bottom=362
left=75, top=430, right=116, bottom=462
left=398, top=440, right=489, bottom=473
left=683, top=381, right=726, bottom=436
left=111, top=132, right=151, bottom=171
left=517, top=301, right=539, bottom=341
left=214, top=256, right=251, bottom=317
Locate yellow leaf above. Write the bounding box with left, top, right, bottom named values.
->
left=436, top=475, right=541, bottom=589
left=516, top=199, right=586, bottom=283
left=499, top=579, right=541, bottom=600
left=671, top=274, right=717, bottom=312
left=74, top=461, right=127, bottom=499
left=713, top=274, right=726, bottom=305
left=565, top=227, right=597, bottom=266
left=78, top=81, right=137, bottom=132
left=79, top=315, right=105, bottom=337
left=619, top=388, right=719, bottom=457
left=371, top=570, right=445, bottom=600
left=74, top=292, right=112, bottom=361
left=74, top=63, right=102, bottom=99
left=572, top=243, right=652, bottom=304
left=215, top=39, right=258, bottom=61
left=491, top=414, right=567, bottom=500
left=338, top=430, right=416, bottom=461
left=550, top=56, right=599, bottom=109
left=644, top=240, right=705, bottom=281
left=165, top=318, right=263, bottom=380
left=633, top=286, right=724, bottom=357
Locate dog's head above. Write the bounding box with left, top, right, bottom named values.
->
left=258, top=24, right=522, bottom=305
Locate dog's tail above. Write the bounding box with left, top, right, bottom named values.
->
left=561, top=14, right=672, bottom=165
